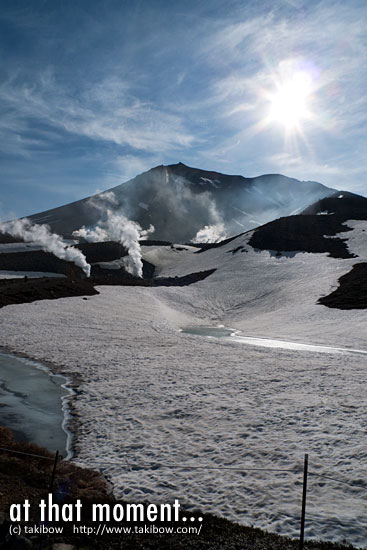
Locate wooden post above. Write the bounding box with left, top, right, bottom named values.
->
left=300, top=453, right=309, bottom=550
left=49, top=450, right=59, bottom=493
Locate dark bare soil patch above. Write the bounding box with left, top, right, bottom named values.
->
left=75, top=241, right=127, bottom=263
left=301, top=191, right=367, bottom=218
left=249, top=215, right=355, bottom=259
left=249, top=192, right=367, bottom=259
left=0, top=268, right=216, bottom=308
left=139, top=239, right=173, bottom=247
left=193, top=233, right=245, bottom=253
left=154, top=268, right=216, bottom=286
left=0, top=278, right=98, bottom=308
left=0, top=250, right=85, bottom=278
left=319, top=263, right=367, bottom=309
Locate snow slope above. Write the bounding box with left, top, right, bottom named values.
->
left=145, top=220, right=367, bottom=347
left=0, top=219, right=366, bottom=546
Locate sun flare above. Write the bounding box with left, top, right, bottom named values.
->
left=268, top=71, right=313, bottom=130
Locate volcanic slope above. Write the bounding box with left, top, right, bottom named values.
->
left=24, top=163, right=335, bottom=242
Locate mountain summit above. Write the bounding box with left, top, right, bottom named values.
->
left=27, top=163, right=335, bottom=242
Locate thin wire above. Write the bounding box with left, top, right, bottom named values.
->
left=305, top=511, right=361, bottom=522
left=85, top=459, right=300, bottom=473
left=86, top=459, right=367, bottom=490
left=0, top=446, right=59, bottom=461
left=309, top=471, right=367, bottom=490
left=1, top=446, right=365, bottom=491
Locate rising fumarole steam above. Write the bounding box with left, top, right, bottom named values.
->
left=193, top=223, right=227, bottom=243
left=73, top=192, right=154, bottom=278
left=0, top=218, right=91, bottom=277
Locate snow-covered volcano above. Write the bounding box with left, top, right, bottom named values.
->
left=26, top=163, right=335, bottom=242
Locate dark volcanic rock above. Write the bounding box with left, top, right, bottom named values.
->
left=0, top=277, right=98, bottom=308
left=194, top=234, right=244, bottom=253
left=76, top=241, right=127, bottom=263
left=319, top=262, right=367, bottom=309
left=248, top=215, right=355, bottom=259
left=142, top=259, right=156, bottom=278
left=86, top=268, right=216, bottom=287
left=0, top=250, right=85, bottom=277
left=0, top=268, right=216, bottom=309
left=302, top=190, right=367, bottom=219
left=246, top=191, right=367, bottom=259
left=0, top=234, right=20, bottom=244
left=90, top=266, right=153, bottom=285
left=0, top=242, right=155, bottom=280
left=154, top=268, right=216, bottom=286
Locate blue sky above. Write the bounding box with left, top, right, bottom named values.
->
left=0, top=0, right=366, bottom=219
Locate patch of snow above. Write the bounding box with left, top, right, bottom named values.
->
left=337, top=220, right=367, bottom=259
left=0, top=243, right=43, bottom=253
left=138, top=202, right=149, bottom=210
left=200, top=177, right=219, bottom=189
left=0, top=271, right=66, bottom=279
left=95, top=259, right=125, bottom=270
left=141, top=245, right=196, bottom=275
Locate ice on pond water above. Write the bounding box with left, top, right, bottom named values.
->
left=0, top=352, right=72, bottom=455
left=181, top=325, right=237, bottom=338
left=181, top=326, right=367, bottom=355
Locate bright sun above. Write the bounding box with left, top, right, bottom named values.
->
left=268, top=71, right=313, bottom=129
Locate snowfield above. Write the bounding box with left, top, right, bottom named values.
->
left=0, top=221, right=366, bottom=545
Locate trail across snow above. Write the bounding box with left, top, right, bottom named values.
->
left=0, top=222, right=366, bottom=546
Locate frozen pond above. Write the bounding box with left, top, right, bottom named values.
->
left=182, top=325, right=236, bottom=338
left=0, top=352, right=72, bottom=456
left=181, top=325, right=367, bottom=355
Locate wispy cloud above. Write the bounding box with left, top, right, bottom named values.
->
left=265, top=150, right=366, bottom=192
left=0, top=70, right=197, bottom=156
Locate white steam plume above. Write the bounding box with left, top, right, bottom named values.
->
left=139, top=224, right=155, bottom=240
left=73, top=192, right=154, bottom=278
left=0, top=218, right=91, bottom=277
left=193, top=223, right=227, bottom=244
